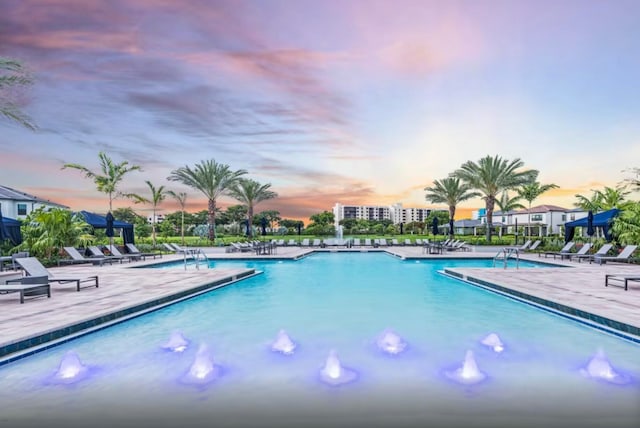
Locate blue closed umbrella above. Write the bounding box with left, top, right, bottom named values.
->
left=105, top=212, right=115, bottom=238
left=0, top=211, right=8, bottom=242
left=432, top=217, right=439, bottom=235
left=260, top=217, right=267, bottom=236
left=587, top=210, right=594, bottom=238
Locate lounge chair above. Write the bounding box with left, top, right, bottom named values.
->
left=13, top=257, right=98, bottom=291
left=404, top=239, right=413, bottom=246
left=415, top=239, right=423, bottom=246
left=88, top=246, right=126, bottom=263
left=364, top=238, right=372, bottom=247
left=562, top=243, right=592, bottom=261
left=312, top=239, right=321, bottom=247
left=605, top=274, right=640, bottom=291
left=163, top=243, right=190, bottom=254
left=1, top=275, right=51, bottom=304
left=61, top=246, right=114, bottom=266
left=391, top=239, right=400, bottom=246
left=379, top=238, right=389, bottom=247
left=526, top=240, right=542, bottom=252
left=591, top=245, right=637, bottom=265
left=540, top=242, right=575, bottom=259
left=352, top=238, right=361, bottom=247
left=300, top=239, right=310, bottom=247
left=572, top=243, right=613, bottom=263
left=125, top=243, right=162, bottom=259
left=287, top=239, right=297, bottom=246
left=108, top=245, right=142, bottom=262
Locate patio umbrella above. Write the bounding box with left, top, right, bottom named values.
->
left=449, top=218, right=454, bottom=237
left=400, top=222, right=403, bottom=235
left=105, top=211, right=115, bottom=253
left=514, top=218, right=518, bottom=245
left=297, top=223, right=302, bottom=236
left=260, top=217, right=267, bottom=236
left=0, top=211, right=8, bottom=242
left=587, top=210, right=594, bottom=239
left=432, top=217, right=439, bottom=235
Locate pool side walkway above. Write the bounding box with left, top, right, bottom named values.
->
left=1, top=245, right=639, bottom=362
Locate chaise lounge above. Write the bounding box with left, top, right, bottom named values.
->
left=591, top=245, right=637, bottom=265
left=540, top=242, right=575, bottom=259
left=604, top=273, right=640, bottom=291
left=1, top=275, right=51, bottom=304
left=13, top=257, right=99, bottom=292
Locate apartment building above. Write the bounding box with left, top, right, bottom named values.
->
left=333, top=202, right=435, bottom=227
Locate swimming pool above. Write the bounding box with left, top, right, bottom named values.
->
left=0, top=253, right=638, bottom=428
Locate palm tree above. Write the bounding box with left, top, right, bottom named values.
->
left=574, top=191, right=603, bottom=212
left=496, top=191, right=525, bottom=213
left=62, top=151, right=144, bottom=213
left=424, top=177, right=480, bottom=239
left=453, top=155, right=537, bottom=242
left=167, top=190, right=188, bottom=245
left=142, top=181, right=166, bottom=247
left=0, top=57, right=36, bottom=130
left=517, top=181, right=559, bottom=238
left=574, top=185, right=629, bottom=212
left=168, top=159, right=247, bottom=241
left=228, top=179, right=278, bottom=237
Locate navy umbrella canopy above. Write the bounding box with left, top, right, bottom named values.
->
left=297, top=223, right=302, bottom=236
left=260, top=217, right=267, bottom=236
left=587, top=210, right=595, bottom=238
left=432, top=217, right=439, bottom=235
left=0, top=211, right=8, bottom=242
left=105, top=212, right=115, bottom=238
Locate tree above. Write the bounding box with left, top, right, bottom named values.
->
left=228, top=179, right=278, bottom=237
left=622, top=167, right=640, bottom=191
left=575, top=185, right=630, bottom=212
left=496, top=191, right=525, bottom=213
left=612, top=201, right=640, bottom=245
left=0, top=57, right=36, bottom=130
left=62, top=151, right=143, bottom=213
left=168, top=159, right=247, bottom=241
left=167, top=191, right=188, bottom=245
left=258, top=210, right=281, bottom=229
left=224, top=205, right=248, bottom=227
left=453, top=155, right=537, bottom=242
left=112, top=207, right=147, bottom=226
left=517, top=180, right=559, bottom=238
left=424, top=177, right=480, bottom=239
left=309, top=211, right=335, bottom=230
left=17, top=207, right=93, bottom=260
left=141, top=181, right=166, bottom=246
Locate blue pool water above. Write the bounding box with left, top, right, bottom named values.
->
left=0, top=253, right=638, bottom=428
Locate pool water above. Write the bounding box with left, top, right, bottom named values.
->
left=0, top=253, right=638, bottom=428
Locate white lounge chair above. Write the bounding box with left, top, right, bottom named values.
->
left=572, top=243, right=613, bottom=263
left=125, top=243, right=162, bottom=259
left=61, top=246, right=115, bottom=266
left=541, top=242, right=575, bottom=259
left=564, top=243, right=592, bottom=261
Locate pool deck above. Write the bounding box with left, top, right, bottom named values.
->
left=1, top=245, right=639, bottom=362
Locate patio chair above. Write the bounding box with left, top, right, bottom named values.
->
left=605, top=273, right=640, bottom=291
left=108, top=245, right=142, bottom=262
left=404, top=239, right=413, bottom=246
left=364, top=238, right=372, bottom=247
left=526, top=240, right=542, bottom=252
left=61, top=246, right=114, bottom=266
left=88, top=246, right=126, bottom=263
left=287, top=239, right=297, bottom=246
left=125, top=243, right=162, bottom=259
left=13, top=257, right=98, bottom=292
left=311, top=239, right=321, bottom=247
left=563, top=243, right=592, bottom=261
left=379, top=238, right=389, bottom=247
left=591, top=245, right=637, bottom=265
left=1, top=275, right=51, bottom=304
left=300, top=238, right=310, bottom=247
left=571, top=243, right=613, bottom=263
left=540, top=242, right=575, bottom=259
left=391, top=239, right=400, bottom=246
left=352, top=238, right=361, bottom=247
left=163, top=243, right=191, bottom=254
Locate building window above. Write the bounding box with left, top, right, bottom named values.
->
left=531, top=214, right=543, bottom=221
left=17, top=203, right=27, bottom=216
left=561, top=214, right=566, bottom=221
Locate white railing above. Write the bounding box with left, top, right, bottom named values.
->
left=493, top=247, right=520, bottom=269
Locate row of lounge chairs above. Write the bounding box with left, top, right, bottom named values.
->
left=540, top=242, right=637, bottom=264
left=59, top=244, right=162, bottom=266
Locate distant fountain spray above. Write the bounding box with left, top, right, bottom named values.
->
left=319, top=349, right=358, bottom=386
left=271, top=329, right=297, bottom=355
left=52, top=351, right=90, bottom=384
left=445, top=350, right=487, bottom=385
left=162, top=330, right=189, bottom=353
left=181, top=343, right=221, bottom=385
left=376, top=329, right=407, bottom=355
left=580, top=348, right=629, bottom=384
left=336, top=225, right=344, bottom=240
left=480, top=333, right=505, bottom=353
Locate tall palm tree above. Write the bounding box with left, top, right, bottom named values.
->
left=453, top=155, right=537, bottom=242
left=574, top=191, right=603, bottom=212
left=517, top=181, right=559, bottom=238
left=228, top=179, right=278, bottom=237
left=167, top=190, right=188, bottom=245
left=0, top=57, right=36, bottom=130
left=424, top=177, right=480, bottom=239
left=62, top=151, right=144, bottom=212
left=574, top=185, right=629, bottom=212
left=168, top=159, right=247, bottom=241
left=142, top=181, right=166, bottom=247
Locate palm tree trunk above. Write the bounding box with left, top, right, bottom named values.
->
left=247, top=205, right=254, bottom=238
left=151, top=207, right=157, bottom=246
left=485, top=198, right=495, bottom=242
left=527, top=202, right=532, bottom=240
left=449, top=205, right=456, bottom=239
left=180, top=210, right=185, bottom=245
left=208, top=198, right=216, bottom=241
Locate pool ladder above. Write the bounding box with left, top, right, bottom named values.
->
left=493, top=247, right=520, bottom=269
left=183, top=248, right=210, bottom=270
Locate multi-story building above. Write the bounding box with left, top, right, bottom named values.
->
left=0, top=185, right=68, bottom=219
left=333, top=202, right=436, bottom=227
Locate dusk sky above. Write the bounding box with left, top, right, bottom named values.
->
left=1, top=0, right=639, bottom=222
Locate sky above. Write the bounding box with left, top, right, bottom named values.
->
left=1, top=0, right=639, bottom=222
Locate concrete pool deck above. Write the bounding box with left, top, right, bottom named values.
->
left=1, top=245, right=639, bottom=362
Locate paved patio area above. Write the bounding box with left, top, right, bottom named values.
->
left=1, top=245, right=639, bottom=362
